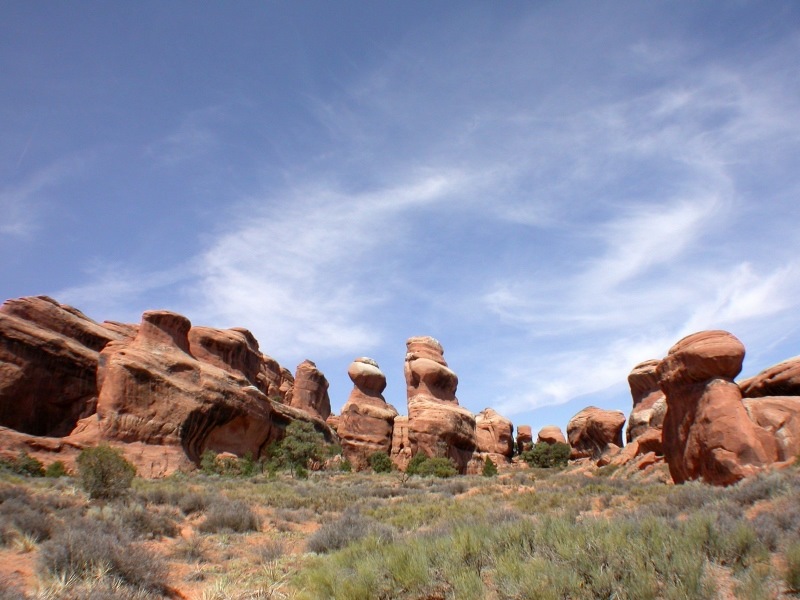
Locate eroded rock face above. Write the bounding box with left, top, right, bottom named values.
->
left=516, top=425, right=533, bottom=453
left=657, top=330, right=778, bottom=485
left=337, top=358, right=398, bottom=470
left=390, top=415, right=412, bottom=471
left=626, top=359, right=666, bottom=445
left=0, top=296, right=123, bottom=436
left=96, top=310, right=329, bottom=463
left=739, top=357, right=800, bottom=398
left=475, top=408, right=514, bottom=460
left=743, top=396, right=800, bottom=461
left=537, top=425, right=567, bottom=445
left=289, top=360, right=331, bottom=421
left=188, top=326, right=265, bottom=391
left=404, top=336, right=476, bottom=471
left=567, top=406, right=625, bottom=459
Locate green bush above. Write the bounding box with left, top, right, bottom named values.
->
left=521, top=442, right=571, bottom=469
left=369, top=451, right=394, bottom=473
left=44, top=460, right=69, bottom=478
left=0, top=451, right=45, bottom=477
left=406, top=454, right=457, bottom=478
left=76, top=445, right=136, bottom=499
left=482, top=457, right=498, bottom=477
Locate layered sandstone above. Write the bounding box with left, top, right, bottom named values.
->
left=739, top=357, right=800, bottom=398
left=657, top=330, right=778, bottom=485
left=0, top=296, right=124, bottom=437
left=516, top=425, right=533, bottom=453
left=403, top=336, right=477, bottom=471
left=626, top=359, right=666, bottom=446
left=567, top=406, right=625, bottom=459
left=337, top=358, right=398, bottom=470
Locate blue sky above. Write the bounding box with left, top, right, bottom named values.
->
left=3, top=1, right=800, bottom=436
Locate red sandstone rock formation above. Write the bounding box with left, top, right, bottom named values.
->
left=403, top=336, right=476, bottom=471
left=289, top=360, right=331, bottom=421
left=337, top=358, right=398, bottom=470
left=96, top=310, right=331, bottom=463
left=516, top=425, right=533, bottom=453
left=626, top=359, right=666, bottom=446
left=475, top=408, right=514, bottom=462
left=0, top=296, right=124, bottom=437
left=536, top=425, right=567, bottom=445
left=390, top=415, right=412, bottom=471
left=567, top=406, right=625, bottom=459
left=657, top=330, right=779, bottom=485
left=739, top=357, right=800, bottom=398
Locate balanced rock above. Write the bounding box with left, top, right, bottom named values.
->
left=403, top=336, right=476, bottom=471
left=289, top=360, right=331, bottom=421
left=0, top=296, right=124, bottom=437
left=516, top=425, right=533, bottom=452
left=337, top=358, right=398, bottom=470
left=475, top=408, right=514, bottom=460
left=567, top=406, right=625, bottom=459
left=657, top=330, right=778, bottom=485
left=537, top=425, right=567, bottom=445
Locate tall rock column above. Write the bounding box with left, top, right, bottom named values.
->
left=337, top=358, right=398, bottom=471
left=403, top=336, right=477, bottom=472
left=289, top=360, right=331, bottom=421
left=657, top=330, right=777, bottom=485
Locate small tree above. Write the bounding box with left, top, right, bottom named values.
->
left=405, top=453, right=458, bottom=478
left=521, top=442, right=571, bottom=469
left=45, top=460, right=69, bottom=478
left=482, top=456, right=498, bottom=477
left=368, top=451, right=393, bottom=473
left=276, top=421, right=327, bottom=477
left=77, top=445, right=136, bottom=499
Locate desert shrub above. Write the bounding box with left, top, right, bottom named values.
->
left=727, top=470, right=788, bottom=506
left=173, top=534, right=208, bottom=563
left=482, top=457, right=498, bottom=477
left=307, top=510, right=394, bottom=554
left=38, top=519, right=166, bottom=594
left=77, top=446, right=136, bottom=499
left=786, top=541, right=800, bottom=593
left=406, top=454, right=457, bottom=478
left=114, top=502, right=180, bottom=539
left=198, top=499, right=259, bottom=533
left=339, top=459, right=352, bottom=472
left=368, top=451, right=393, bottom=473
left=257, top=539, right=285, bottom=563
left=520, top=442, right=570, bottom=469
left=0, top=497, right=53, bottom=543
left=44, top=461, right=69, bottom=478
left=0, top=452, right=44, bottom=477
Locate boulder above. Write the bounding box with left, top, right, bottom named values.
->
left=337, top=358, right=398, bottom=470
left=537, top=425, right=567, bottom=445
left=0, top=296, right=123, bottom=437
left=739, top=357, right=800, bottom=398
left=567, top=406, right=625, bottom=459
left=516, top=425, right=533, bottom=453
left=289, top=360, right=331, bottom=421
left=657, top=330, right=778, bottom=485
left=743, top=396, right=800, bottom=462
left=404, top=336, right=476, bottom=471
left=626, top=359, right=666, bottom=445
left=475, top=408, right=514, bottom=461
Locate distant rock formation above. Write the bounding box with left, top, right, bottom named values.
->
left=515, top=425, right=533, bottom=453
left=475, top=408, right=514, bottom=462
left=567, top=406, right=625, bottom=460
left=739, top=357, right=800, bottom=398
left=657, top=331, right=782, bottom=485
left=402, top=336, right=477, bottom=472
left=337, top=358, right=398, bottom=470
left=536, top=425, right=566, bottom=446
left=289, top=360, right=331, bottom=421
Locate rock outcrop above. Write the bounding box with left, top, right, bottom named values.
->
left=289, top=360, right=331, bottom=421
left=475, top=408, right=514, bottom=461
left=337, top=358, right=398, bottom=470
left=626, top=359, right=666, bottom=446
left=390, top=415, right=412, bottom=471
left=0, top=296, right=126, bottom=437
left=402, top=336, right=477, bottom=471
left=516, top=425, right=533, bottom=453
left=739, top=357, right=800, bottom=398
left=567, top=406, right=625, bottom=459
left=537, top=425, right=567, bottom=445
left=657, top=330, right=779, bottom=485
